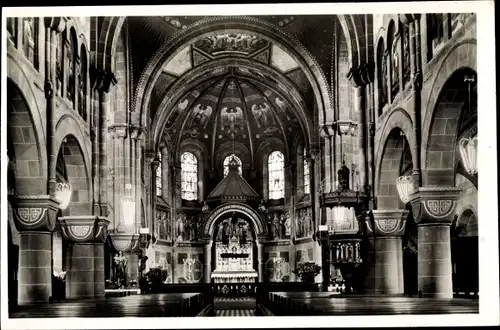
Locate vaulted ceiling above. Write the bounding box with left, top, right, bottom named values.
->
left=124, top=15, right=341, bottom=164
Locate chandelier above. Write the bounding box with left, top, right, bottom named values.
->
left=396, top=175, right=413, bottom=204
left=458, top=136, right=478, bottom=175
left=54, top=181, right=72, bottom=210
left=121, top=183, right=135, bottom=227
left=458, top=75, right=477, bottom=176
left=395, top=131, right=413, bottom=204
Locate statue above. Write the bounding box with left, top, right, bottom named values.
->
left=221, top=221, right=230, bottom=245
left=272, top=212, right=281, bottom=240
left=189, top=216, right=197, bottom=241
left=304, top=208, right=312, bottom=236
left=279, top=213, right=286, bottom=239
left=176, top=213, right=185, bottom=242
left=166, top=213, right=171, bottom=241
left=284, top=212, right=291, bottom=237
left=258, top=199, right=266, bottom=212
left=202, top=201, right=209, bottom=212
left=113, top=251, right=127, bottom=288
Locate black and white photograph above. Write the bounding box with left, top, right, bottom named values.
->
left=1, top=2, right=498, bottom=328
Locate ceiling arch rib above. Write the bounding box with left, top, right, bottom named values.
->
left=136, top=17, right=333, bottom=134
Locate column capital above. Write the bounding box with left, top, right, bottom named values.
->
left=12, top=195, right=60, bottom=232
left=320, top=124, right=336, bottom=137
left=347, top=63, right=375, bottom=87
left=399, top=14, right=421, bottom=25
left=44, top=17, right=66, bottom=32
left=109, top=233, right=140, bottom=252
left=130, top=126, right=145, bottom=140
left=91, top=68, right=117, bottom=93
left=44, top=79, right=54, bottom=99
left=409, top=186, right=461, bottom=225
left=59, top=215, right=110, bottom=244
left=366, top=209, right=408, bottom=237
left=108, top=125, right=127, bottom=139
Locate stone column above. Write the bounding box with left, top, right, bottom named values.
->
left=59, top=216, right=109, bottom=299
left=204, top=240, right=213, bottom=283
left=365, top=210, right=408, bottom=294
left=12, top=196, right=60, bottom=304
left=400, top=14, right=423, bottom=187
left=410, top=187, right=461, bottom=298
left=43, top=18, right=65, bottom=195
left=94, top=217, right=109, bottom=297
left=257, top=235, right=266, bottom=282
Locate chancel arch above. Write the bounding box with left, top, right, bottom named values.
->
left=203, top=203, right=265, bottom=239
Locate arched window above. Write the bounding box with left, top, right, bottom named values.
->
left=223, top=154, right=242, bottom=177
left=79, top=45, right=88, bottom=121
left=303, top=150, right=310, bottom=195
left=268, top=151, right=285, bottom=200
left=426, top=14, right=444, bottom=61
left=377, top=38, right=388, bottom=114
left=55, top=33, right=63, bottom=96
left=156, top=152, right=162, bottom=197
left=66, top=29, right=77, bottom=105
left=402, top=22, right=411, bottom=87
left=22, top=17, right=36, bottom=67
left=181, top=152, right=198, bottom=201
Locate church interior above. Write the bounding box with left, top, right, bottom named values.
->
left=5, top=12, right=481, bottom=318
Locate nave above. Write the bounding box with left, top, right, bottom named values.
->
left=213, top=297, right=257, bottom=317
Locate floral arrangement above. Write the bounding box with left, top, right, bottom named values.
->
left=53, top=271, right=66, bottom=281
left=292, top=262, right=322, bottom=283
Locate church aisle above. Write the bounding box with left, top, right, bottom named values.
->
left=213, top=297, right=257, bottom=317
left=215, top=309, right=256, bottom=317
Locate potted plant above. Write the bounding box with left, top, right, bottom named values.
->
left=141, top=265, right=168, bottom=294
left=292, top=262, right=322, bottom=283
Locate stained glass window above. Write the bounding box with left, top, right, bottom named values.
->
left=223, top=154, right=242, bottom=177
left=181, top=152, right=198, bottom=200
left=156, top=152, right=162, bottom=197
left=304, top=150, right=310, bottom=195
left=268, top=151, right=285, bottom=200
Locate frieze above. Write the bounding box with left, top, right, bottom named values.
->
left=376, top=219, right=399, bottom=233
left=194, top=32, right=269, bottom=56
left=14, top=207, right=46, bottom=226
left=68, top=225, right=93, bottom=240
left=423, top=199, right=456, bottom=219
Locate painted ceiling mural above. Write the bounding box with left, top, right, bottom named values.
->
left=147, top=28, right=309, bottom=160
left=161, top=68, right=302, bottom=158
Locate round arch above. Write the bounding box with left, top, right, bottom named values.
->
left=94, top=16, right=126, bottom=72
left=134, top=16, right=337, bottom=124
left=54, top=115, right=92, bottom=215
left=149, top=58, right=312, bottom=155
left=6, top=71, right=47, bottom=196
left=374, top=107, right=415, bottom=186
left=202, top=203, right=265, bottom=238
left=421, top=40, right=476, bottom=186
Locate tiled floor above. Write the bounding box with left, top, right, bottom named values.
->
left=215, top=309, right=256, bottom=317
left=213, top=297, right=257, bottom=317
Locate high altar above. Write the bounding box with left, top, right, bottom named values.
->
left=211, top=217, right=258, bottom=284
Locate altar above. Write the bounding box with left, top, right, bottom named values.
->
left=211, top=218, right=258, bottom=296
